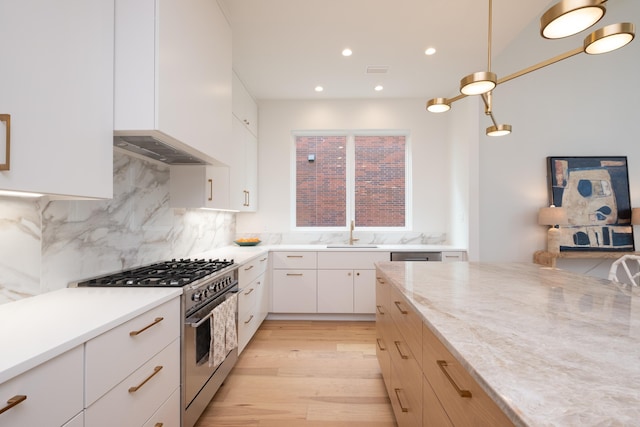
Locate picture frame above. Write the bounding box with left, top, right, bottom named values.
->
left=547, top=156, right=634, bottom=252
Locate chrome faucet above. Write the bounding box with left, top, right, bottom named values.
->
left=349, top=220, right=359, bottom=245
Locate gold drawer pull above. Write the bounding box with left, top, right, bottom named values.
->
left=394, top=301, right=408, bottom=314
left=437, top=360, right=472, bottom=398
left=0, top=395, right=27, bottom=415
left=130, top=317, right=163, bottom=336
left=128, top=366, right=163, bottom=393
left=286, top=255, right=303, bottom=258
left=260, top=257, right=267, bottom=262
left=393, top=388, right=409, bottom=412
left=393, top=341, right=409, bottom=359
left=155, top=423, right=163, bottom=427
left=244, top=288, right=255, bottom=296
left=376, top=338, right=386, bottom=351
left=244, top=314, right=254, bottom=324
left=376, top=277, right=385, bottom=284
left=286, top=273, right=303, bottom=276
left=376, top=305, right=385, bottom=315
left=244, top=265, right=254, bottom=271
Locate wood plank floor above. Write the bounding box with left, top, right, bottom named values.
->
left=195, top=320, right=397, bottom=427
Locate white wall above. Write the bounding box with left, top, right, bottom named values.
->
left=237, top=98, right=455, bottom=241
left=475, top=0, right=640, bottom=274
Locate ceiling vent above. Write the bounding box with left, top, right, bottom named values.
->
left=365, top=65, right=389, bottom=74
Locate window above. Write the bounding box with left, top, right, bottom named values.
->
left=295, top=132, right=407, bottom=228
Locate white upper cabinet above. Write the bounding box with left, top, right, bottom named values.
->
left=0, top=0, right=114, bottom=198
left=169, top=165, right=230, bottom=210
left=232, top=72, right=258, bottom=137
left=114, top=0, right=232, bottom=165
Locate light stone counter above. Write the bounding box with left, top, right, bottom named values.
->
left=375, top=261, right=640, bottom=427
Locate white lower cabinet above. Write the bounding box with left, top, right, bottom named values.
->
left=0, top=345, right=83, bottom=427
left=353, top=269, right=377, bottom=313
left=142, top=388, right=180, bottom=427
left=317, top=270, right=354, bottom=313
left=271, top=252, right=318, bottom=313
left=238, top=254, right=269, bottom=353
left=85, top=339, right=180, bottom=427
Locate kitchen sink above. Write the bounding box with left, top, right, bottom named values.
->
left=326, top=244, right=379, bottom=248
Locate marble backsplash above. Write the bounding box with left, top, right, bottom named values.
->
left=0, top=152, right=235, bottom=305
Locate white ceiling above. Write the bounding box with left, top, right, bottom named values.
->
left=220, top=0, right=553, bottom=100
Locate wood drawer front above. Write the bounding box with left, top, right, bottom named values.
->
left=390, top=360, right=422, bottom=427
left=375, top=333, right=392, bottom=397
left=375, top=275, right=392, bottom=342
left=272, top=251, right=317, bottom=269
left=389, top=286, right=422, bottom=365
left=422, top=325, right=514, bottom=427
left=317, top=251, right=390, bottom=269
left=142, top=387, right=180, bottom=427
left=85, top=297, right=180, bottom=406
left=0, top=345, right=83, bottom=427
left=85, top=338, right=180, bottom=427
left=423, top=375, right=454, bottom=427
left=239, top=254, right=268, bottom=284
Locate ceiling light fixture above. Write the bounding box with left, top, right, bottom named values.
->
left=425, top=47, right=437, bottom=55
left=314, top=85, right=324, bottom=92
left=374, top=85, right=384, bottom=91
left=342, top=48, right=353, bottom=57
left=425, top=0, right=634, bottom=137
left=541, top=0, right=606, bottom=39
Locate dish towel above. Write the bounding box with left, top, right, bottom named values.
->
left=209, top=303, right=226, bottom=368
left=225, top=293, right=238, bottom=353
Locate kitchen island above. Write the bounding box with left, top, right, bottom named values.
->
left=375, top=261, right=640, bottom=426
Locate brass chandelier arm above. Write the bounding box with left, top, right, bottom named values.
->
left=497, top=46, right=584, bottom=85
left=480, top=93, right=499, bottom=127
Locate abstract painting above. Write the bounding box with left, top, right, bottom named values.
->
left=547, top=156, right=634, bottom=252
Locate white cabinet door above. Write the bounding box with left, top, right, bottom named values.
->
left=272, top=270, right=317, bottom=313
left=114, top=0, right=232, bottom=164
left=170, top=165, right=230, bottom=209
left=0, top=346, right=83, bottom=427
left=232, top=72, right=258, bottom=137
left=0, top=0, right=113, bottom=198
left=354, top=269, right=376, bottom=313
left=230, top=117, right=258, bottom=211
left=317, top=270, right=354, bottom=313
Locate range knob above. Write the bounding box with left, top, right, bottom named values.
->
left=208, top=283, right=216, bottom=291
left=192, top=292, right=202, bottom=302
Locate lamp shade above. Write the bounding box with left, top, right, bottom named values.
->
left=426, top=98, right=451, bottom=113
left=631, top=208, right=640, bottom=225
left=486, top=124, right=512, bottom=136
left=538, top=206, right=569, bottom=226
left=540, top=0, right=606, bottom=39
left=460, top=72, right=497, bottom=96
left=584, top=22, right=635, bottom=54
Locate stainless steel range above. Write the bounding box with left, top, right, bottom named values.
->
left=76, top=258, right=239, bottom=427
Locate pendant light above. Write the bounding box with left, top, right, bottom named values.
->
left=540, top=0, right=606, bottom=39
left=425, top=0, right=635, bottom=138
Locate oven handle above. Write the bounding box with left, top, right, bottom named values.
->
left=187, top=311, right=213, bottom=328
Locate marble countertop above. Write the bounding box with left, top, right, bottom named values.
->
left=0, top=287, right=181, bottom=384
left=375, top=261, right=640, bottom=427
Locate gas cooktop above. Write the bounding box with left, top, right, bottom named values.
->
left=76, top=258, right=235, bottom=287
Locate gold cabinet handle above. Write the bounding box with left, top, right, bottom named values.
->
left=244, top=314, right=254, bottom=324
left=376, top=276, right=385, bottom=284
left=244, top=265, right=255, bottom=271
left=130, top=317, right=164, bottom=336
left=208, top=178, right=213, bottom=201
left=393, top=388, right=409, bottom=413
left=155, top=423, right=163, bottom=427
left=244, top=288, right=254, bottom=296
left=393, top=341, right=409, bottom=359
left=0, top=395, right=27, bottom=415
left=0, top=114, right=10, bottom=171
left=286, top=273, right=303, bottom=276
left=260, top=257, right=267, bottom=262
left=394, top=301, right=408, bottom=314
left=437, top=360, right=472, bottom=398
left=376, top=338, right=386, bottom=351
left=286, top=255, right=303, bottom=258
left=376, top=305, right=385, bottom=315
left=129, top=366, right=163, bottom=393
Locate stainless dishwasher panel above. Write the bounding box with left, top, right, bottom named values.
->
left=390, top=251, right=442, bottom=262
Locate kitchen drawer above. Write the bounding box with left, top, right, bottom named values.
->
left=422, top=325, right=514, bottom=427
left=423, top=375, right=453, bottom=426
left=441, top=251, right=466, bottom=262
left=142, top=387, right=180, bottom=427
left=389, top=286, right=422, bottom=366
left=85, top=338, right=180, bottom=427
left=375, top=333, right=392, bottom=398
left=390, top=359, right=422, bottom=427
left=317, top=251, right=390, bottom=269
left=272, top=251, right=317, bottom=269
left=375, top=274, right=392, bottom=341
left=239, top=254, right=268, bottom=285
left=85, top=297, right=180, bottom=406
left=238, top=273, right=261, bottom=317
left=0, top=345, right=83, bottom=427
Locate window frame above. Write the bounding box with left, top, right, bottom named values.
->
left=290, top=129, right=412, bottom=231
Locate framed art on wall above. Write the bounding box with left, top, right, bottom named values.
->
left=547, top=156, right=634, bottom=252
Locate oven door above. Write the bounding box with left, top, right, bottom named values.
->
left=183, top=285, right=238, bottom=408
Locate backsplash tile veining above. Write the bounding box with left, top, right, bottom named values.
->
left=0, top=152, right=235, bottom=305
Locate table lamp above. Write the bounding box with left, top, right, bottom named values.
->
left=538, top=205, right=568, bottom=255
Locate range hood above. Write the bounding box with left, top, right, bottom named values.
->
left=113, top=130, right=215, bottom=165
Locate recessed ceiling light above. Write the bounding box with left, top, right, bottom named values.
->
left=342, top=48, right=353, bottom=57
left=314, top=85, right=324, bottom=92
left=425, top=47, right=437, bottom=56
left=374, top=85, right=384, bottom=91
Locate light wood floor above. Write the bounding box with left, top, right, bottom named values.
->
left=195, top=320, right=397, bottom=427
